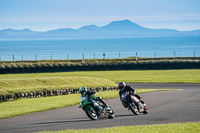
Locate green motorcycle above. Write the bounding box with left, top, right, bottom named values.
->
left=80, top=96, right=115, bottom=120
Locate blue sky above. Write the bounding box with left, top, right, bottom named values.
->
left=0, top=0, right=200, bottom=31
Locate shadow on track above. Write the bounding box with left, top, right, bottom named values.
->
left=32, top=118, right=90, bottom=125
left=33, top=114, right=136, bottom=125
left=115, top=114, right=134, bottom=118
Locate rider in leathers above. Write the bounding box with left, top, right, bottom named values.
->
left=118, top=82, right=145, bottom=108
left=79, top=86, right=111, bottom=116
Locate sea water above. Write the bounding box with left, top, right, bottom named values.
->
left=0, top=36, right=200, bottom=61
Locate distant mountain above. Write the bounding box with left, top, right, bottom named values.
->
left=101, top=19, right=147, bottom=31
left=78, top=25, right=99, bottom=31
left=0, top=20, right=200, bottom=39
left=0, top=28, right=35, bottom=35
left=0, top=28, right=40, bottom=39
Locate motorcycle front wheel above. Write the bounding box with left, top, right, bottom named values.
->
left=85, top=106, right=98, bottom=120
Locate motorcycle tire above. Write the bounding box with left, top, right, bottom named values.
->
left=128, top=102, right=139, bottom=115
left=143, top=107, right=149, bottom=114
left=108, top=107, right=115, bottom=119
left=85, top=106, right=98, bottom=120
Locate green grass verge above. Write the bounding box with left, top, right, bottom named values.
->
left=0, top=69, right=199, bottom=83
left=0, top=89, right=172, bottom=119
left=1, top=69, right=198, bottom=95
left=37, top=122, right=200, bottom=133
left=0, top=76, right=117, bottom=95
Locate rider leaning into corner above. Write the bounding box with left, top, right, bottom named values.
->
left=79, top=86, right=111, bottom=116
left=118, top=82, right=147, bottom=110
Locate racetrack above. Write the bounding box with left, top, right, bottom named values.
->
left=0, top=83, right=199, bottom=133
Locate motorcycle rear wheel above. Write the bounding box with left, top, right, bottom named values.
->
left=85, top=107, right=98, bottom=120
left=143, top=107, right=149, bottom=114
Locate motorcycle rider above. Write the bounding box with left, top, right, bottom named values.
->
left=79, top=86, right=111, bottom=117
left=118, top=82, right=146, bottom=109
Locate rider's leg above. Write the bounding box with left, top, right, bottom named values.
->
left=92, top=100, right=102, bottom=109
left=96, top=97, right=110, bottom=110
left=132, top=95, right=147, bottom=111
left=131, top=96, right=140, bottom=109
left=100, top=99, right=109, bottom=107
left=99, top=99, right=112, bottom=111
left=134, top=94, right=145, bottom=104
left=91, top=100, right=103, bottom=116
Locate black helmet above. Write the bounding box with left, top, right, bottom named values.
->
left=79, top=86, right=87, bottom=94
left=118, top=82, right=126, bottom=89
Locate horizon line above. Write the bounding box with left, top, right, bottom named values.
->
left=1, top=19, right=200, bottom=32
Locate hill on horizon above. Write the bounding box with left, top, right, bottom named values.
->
left=0, top=19, right=200, bottom=39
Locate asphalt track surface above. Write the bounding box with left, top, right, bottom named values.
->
left=0, top=83, right=200, bottom=133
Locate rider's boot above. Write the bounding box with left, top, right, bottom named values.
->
left=140, top=99, right=147, bottom=107
left=140, top=99, right=144, bottom=104
left=100, top=99, right=112, bottom=112
left=105, top=104, right=112, bottom=113
left=135, top=94, right=145, bottom=105
left=140, top=99, right=148, bottom=111
left=135, top=99, right=147, bottom=112
left=105, top=104, right=110, bottom=110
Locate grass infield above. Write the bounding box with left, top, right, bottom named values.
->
left=0, top=77, right=117, bottom=95
left=0, top=69, right=199, bottom=95
left=37, top=122, right=200, bottom=133
left=0, top=69, right=199, bottom=83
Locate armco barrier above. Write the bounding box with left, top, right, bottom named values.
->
left=0, top=86, right=118, bottom=102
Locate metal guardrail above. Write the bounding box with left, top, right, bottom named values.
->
left=0, top=51, right=199, bottom=61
